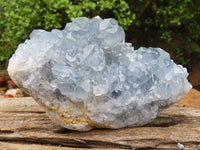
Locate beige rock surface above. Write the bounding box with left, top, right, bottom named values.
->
left=0, top=95, right=200, bottom=149
left=5, top=88, right=23, bottom=97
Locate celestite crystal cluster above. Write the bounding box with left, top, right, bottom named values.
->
left=8, top=16, right=192, bottom=131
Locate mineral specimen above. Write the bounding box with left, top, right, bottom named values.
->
left=7, top=16, right=192, bottom=131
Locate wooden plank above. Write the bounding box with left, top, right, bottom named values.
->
left=0, top=97, right=200, bottom=149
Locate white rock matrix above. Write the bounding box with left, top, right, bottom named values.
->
left=8, top=16, right=192, bottom=131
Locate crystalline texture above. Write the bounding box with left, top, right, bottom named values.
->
left=7, top=16, right=192, bottom=131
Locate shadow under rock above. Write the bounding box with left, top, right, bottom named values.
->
left=144, top=115, right=186, bottom=127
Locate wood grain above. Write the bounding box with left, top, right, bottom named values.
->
left=0, top=97, right=200, bottom=149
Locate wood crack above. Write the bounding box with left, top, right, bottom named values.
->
left=0, top=137, right=132, bottom=149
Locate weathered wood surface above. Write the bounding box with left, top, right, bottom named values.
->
left=0, top=95, right=200, bottom=150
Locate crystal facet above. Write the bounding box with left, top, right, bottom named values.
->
left=7, top=16, right=192, bottom=131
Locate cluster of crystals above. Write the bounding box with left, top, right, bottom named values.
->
left=8, top=16, right=192, bottom=131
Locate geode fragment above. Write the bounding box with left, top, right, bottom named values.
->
left=7, top=16, right=192, bottom=131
